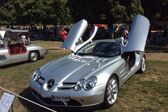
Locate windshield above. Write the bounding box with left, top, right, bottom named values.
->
left=76, top=41, right=121, bottom=57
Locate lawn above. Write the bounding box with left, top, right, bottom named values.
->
left=0, top=41, right=168, bottom=112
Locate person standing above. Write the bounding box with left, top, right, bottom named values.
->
left=108, top=24, right=119, bottom=39
left=60, top=27, right=67, bottom=41
left=122, top=25, right=129, bottom=39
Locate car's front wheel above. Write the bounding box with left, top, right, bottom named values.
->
left=29, top=51, right=39, bottom=62
left=103, top=75, right=119, bottom=107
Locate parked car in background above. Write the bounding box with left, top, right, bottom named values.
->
left=0, top=29, right=47, bottom=67
left=30, top=14, right=150, bottom=108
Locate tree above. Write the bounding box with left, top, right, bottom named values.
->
left=2, top=0, right=167, bottom=25
left=125, top=0, right=144, bottom=21
left=52, top=0, right=72, bottom=25
left=21, top=0, right=72, bottom=25
left=104, top=1, right=127, bottom=23
left=0, top=0, right=16, bottom=25
left=0, top=0, right=72, bottom=25
left=68, top=0, right=144, bottom=24
left=141, top=0, right=168, bottom=21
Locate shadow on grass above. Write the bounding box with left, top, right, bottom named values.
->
left=0, top=57, right=44, bottom=69
left=19, top=87, right=104, bottom=112
left=19, top=87, right=49, bottom=112
left=0, top=61, right=29, bottom=69
left=146, top=46, right=168, bottom=53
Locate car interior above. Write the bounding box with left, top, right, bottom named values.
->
left=122, top=52, right=136, bottom=70
left=8, top=43, right=27, bottom=55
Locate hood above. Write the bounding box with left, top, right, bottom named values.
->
left=125, top=14, right=150, bottom=52
left=39, top=55, right=120, bottom=84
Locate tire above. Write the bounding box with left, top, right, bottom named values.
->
left=103, top=75, right=119, bottom=107
left=29, top=51, right=39, bottom=62
left=138, top=56, right=146, bottom=73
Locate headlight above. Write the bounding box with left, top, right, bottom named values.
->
left=32, top=69, right=40, bottom=81
left=74, top=79, right=86, bottom=91
left=83, top=77, right=97, bottom=91
left=74, top=77, right=97, bottom=91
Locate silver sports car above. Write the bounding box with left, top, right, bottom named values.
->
left=30, top=14, right=150, bottom=108
left=0, top=29, right=47, bottom=66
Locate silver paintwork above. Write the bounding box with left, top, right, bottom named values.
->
left=73, top=25, right=98, bottom=52
left=30, top=15, right=150, bottom=107
left=0, top=30, right=6, bottom=38
left=125, top=14, right=150, bottom=52
left=61, top=19, right=88, bottom=52
left=0, top=30, right=47, bottom=66
left=61, top=19, right=98, bottom=52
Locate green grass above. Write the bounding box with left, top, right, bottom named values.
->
left=0, top=41, right=168, bottom=112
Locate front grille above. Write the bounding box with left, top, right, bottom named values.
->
left=57, top=82, right=76, bottom=90
left=32, top=89, right=81, bottom=107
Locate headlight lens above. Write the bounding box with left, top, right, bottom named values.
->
left=74, top=79, right=86, bottom=91
left=74, top=77, right=97, bottom=91
left=32, top=69, right=40, bottom=81
left=83, top=77, right=97, bottom=91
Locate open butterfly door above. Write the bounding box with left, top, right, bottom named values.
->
left=61, top=19, right=98, bottom=52
left=125, top=14, right=150, bottom=52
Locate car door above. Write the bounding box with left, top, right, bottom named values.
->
left=122, top=14, right=150, bottom=80
left=125, top=14, right=150, bottom=52
left=0, top=40, right=19, bottom=66
left=61, top=19, right=98, bottom=52
left=8, top=44, right=28, bottom=64
left=1, top=48, right=28, bottom=66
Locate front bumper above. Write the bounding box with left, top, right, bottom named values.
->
left=30, top=81, right=106, bottom=107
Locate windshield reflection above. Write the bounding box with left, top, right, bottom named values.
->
left=76, top=41, right=121, bottom=57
